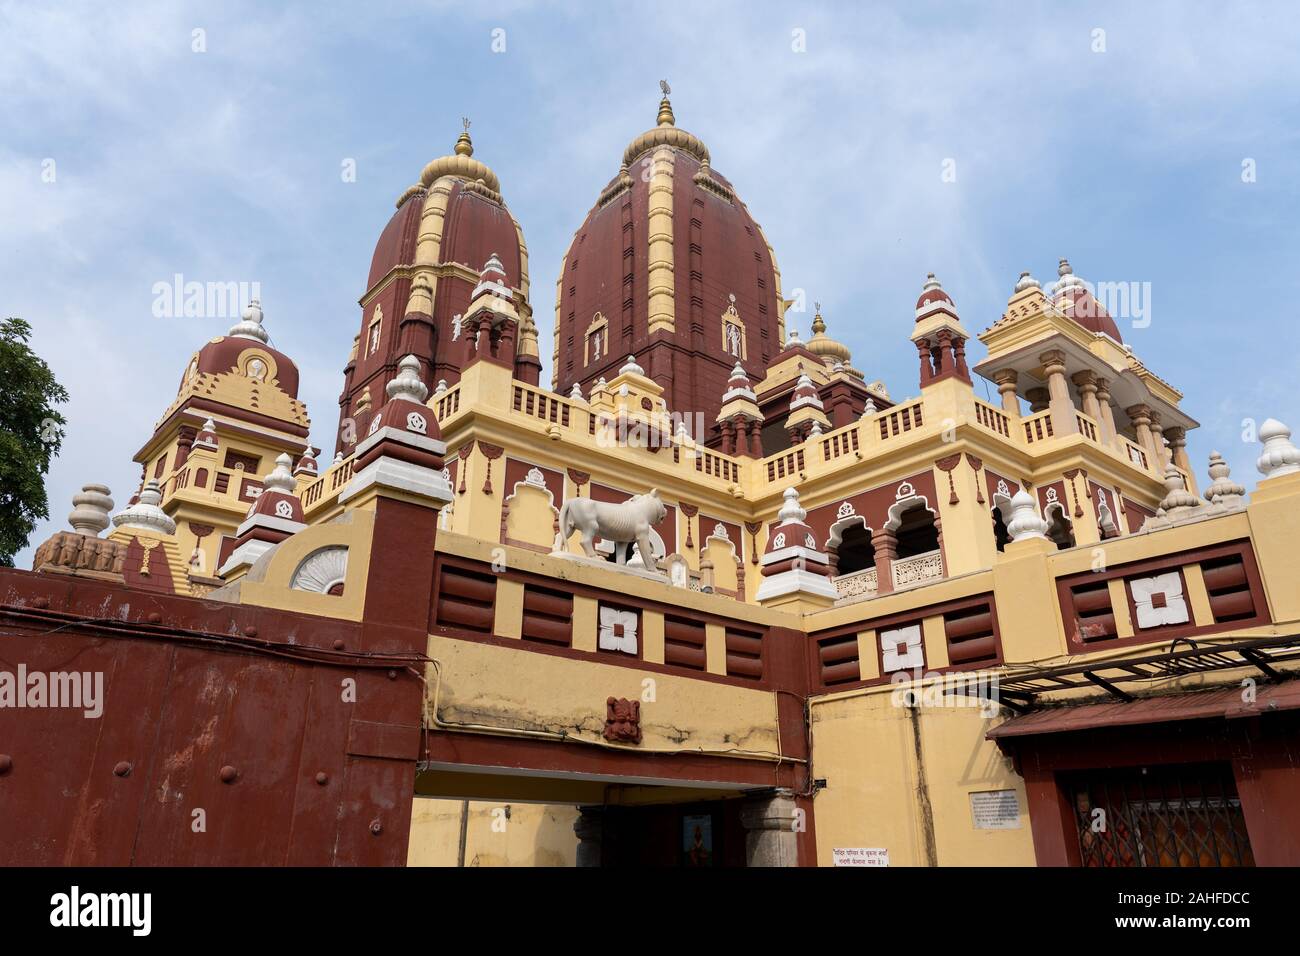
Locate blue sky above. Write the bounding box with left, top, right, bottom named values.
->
left=4, top=1, right=1299, bottom=564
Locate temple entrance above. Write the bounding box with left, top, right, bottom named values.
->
left=1063, top=762, right=1255, bottom=867
left=411, top=762, right=804, bottom=867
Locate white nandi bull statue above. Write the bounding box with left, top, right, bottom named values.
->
left=557, top=489, right=668, bottom=573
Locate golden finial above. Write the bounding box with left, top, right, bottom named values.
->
left=812, top=302, right=826, bottom=335
left=657, top=79, right=675, bottom=127
left=455, top=117, right=473, bottom=157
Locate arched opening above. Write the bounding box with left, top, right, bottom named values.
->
left=835, top=522, right=876, bottom=575
left=1045, top=503, right=1076, bottom=550
left=894, top=504, right=939, bottom=560
left=991, top=495, right=1012, bottom=552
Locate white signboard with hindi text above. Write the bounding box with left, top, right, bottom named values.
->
left=832, top=847, right=889, bottom=867
left=969, top=789, right=1022, bottom=830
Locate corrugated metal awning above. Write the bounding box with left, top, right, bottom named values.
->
left=986, top=681, right=1300, bottom=740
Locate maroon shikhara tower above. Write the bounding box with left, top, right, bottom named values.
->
left=552, top=84, right=786, bottom=429
left=335, top=122, right=536, bottom=454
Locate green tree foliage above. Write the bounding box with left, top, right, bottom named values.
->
left=0, top=318, right=68, bottom=566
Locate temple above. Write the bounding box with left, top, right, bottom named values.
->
left=6, top=88, right=1300, bottom=868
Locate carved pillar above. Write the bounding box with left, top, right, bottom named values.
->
left=1126, top=404, right=1156, bottom=468
left=1071, top=370, right=1102, bottom=421
left=1148, top=411, right=1169, bottom=470
left=732, top=418, right=757, bottom=459
left=741, top=788, right=801, bottom=867
left=1164, top=426, right=1196, bottom=494
left=952, top=337, right=969, bottom=381
left=936, top=331, right=954, bottom=376
left=721, top=419, right=736, bottom=456
left=1039, top=349, right=1077, bottom=435
left=994, top=368, right=1020, bottom=417
left=916, top=339, right=933, bottom=387
left=748, top=420, right=764, bottom=458
left=1094, top=377, right=1118, bottom=445
left=574, top=806, right=604, bottom=868
left=1026, top=388, right=1050, bottom=413
left=871, top=527, right=898, bottom=595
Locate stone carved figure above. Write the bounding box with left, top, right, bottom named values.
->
left=558, top=489, right=667, bottom=572
left=603, top=697, right=642, bottom=744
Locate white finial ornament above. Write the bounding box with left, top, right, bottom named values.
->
left=68, top=484, right=114, bottom=536
left=1006, top=489, right=1048, bottom=541
left=569, top=382, right=585, bottom=401
left=619, top=354, right=645, bottom=377
left=1257, top=419, right=1300, bottom=479
left=333, top=451, right=344, bottom=465
left=228, top=299, right=270, bottom=342
left=1205, top=451, right=1246, bottom=506
left=386, top=354, right=429, bottom=404
left=1014, top=270, right=1040, bottom=293
left=1156, top=465, right=1201, bottom=516
left=777, top=486, right=807, bottom=524
left=262, top=453, right=297, bottom=494
left=112, top=480, right=177, bottom=535
left=434, top=379, right=448, bottom=395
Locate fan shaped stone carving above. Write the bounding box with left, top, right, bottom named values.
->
left=290, top=546, right=349, bottom=594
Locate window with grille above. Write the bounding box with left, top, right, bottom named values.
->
left=1063, top=763, right=1254, bottom=867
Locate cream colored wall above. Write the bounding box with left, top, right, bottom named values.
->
left=810, top=687, right=1034, bottom=867
left=426, top=634, right=782, bottom=759
left=407, top=799, right=578, bottom=867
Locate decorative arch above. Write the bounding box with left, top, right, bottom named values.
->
left=702, top=526, right=741, bottom=595
left=290, top=546, right=348, bottom=595
left=236, top=347, right=278, bottom=384
left=1045, top=502, right=1076, bottom=550
left=991, top=491, right=1013, bottom=552
left=366, top=303, right=383, bottom=357
left=584, top=312, right=609, bottom=366
left=721, top=295, right=747, bottom=360
left=502, top=467, right=561, bottom=553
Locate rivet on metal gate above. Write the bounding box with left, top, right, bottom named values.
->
left=315, top=772, right=329, bottom=785
left=243, top=625, right=258, bottom=638
left=220, top=765, right=238, bottom=783
left=113, top=761, right=132, bottom=777
left=146, top=611, right=162, bottom=624
left=387, top=669, right=397, bottom=680
left=32, top=596, right=50, bottom=609
left=332, top=639, right=345, bottom=651
left=0, top=754, right=13, bottom=774
left=369, top=819, right=383, bottom=836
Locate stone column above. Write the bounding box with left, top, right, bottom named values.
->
left=1039, top=349, right=1077, bottom=435
left=721, top=419, right=736, bottom=456
left=1148, top=412, right=1169, bottom=470
left=1026, top=388, right=1050, bottom=413
left=953, top=337, right=969, bottom=380
left=1125, top=404, right=1157, bottom=468
left=574, top=806, right=605, bottom=867
left=871, top=527, right=898, bottom=594
left=1071, top=370, right=1101, bottom=420
left=936, top=331, right=954, bottom=376
left=916, top=339, right=933, bottom=387
left=994, top=368, right=1021, bottom=417
left=740, top=788, right=801, bottom=867
left=1164, top=426, right=1196, bottom=493
left=1093, top=377, right=1118, bottom=445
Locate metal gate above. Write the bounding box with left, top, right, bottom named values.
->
left=1065, top=762, right=1255, bottom=867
